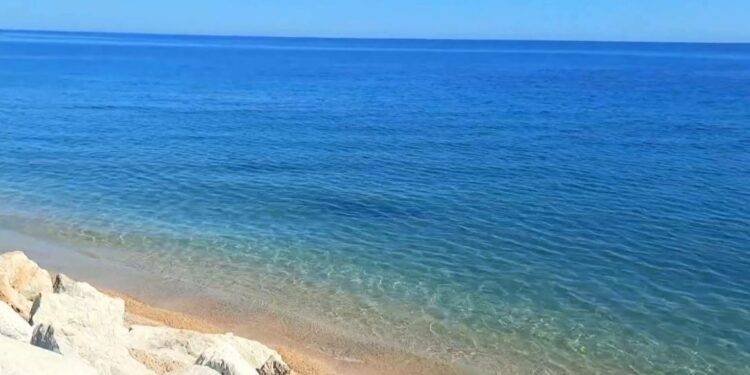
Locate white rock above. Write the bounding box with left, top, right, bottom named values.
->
left=0, top=300, right=31, bottom=342
left=0, top=274, right=30, bottom=319
left=257, top=354, right=290, bottom=375
left=30, top=288, right=155, bottom=375
left=0, top=253, right=288, bottom=375
left=0, top=251, right=53, bottom=318
left=53, top=273, right=106, bottom=300
left=30, top=290, right=126, bottom=333
left=0, top=335, right=98, bottom=375
left=169, top=365, right=222, bottom=375
left=0, top=251, right=53, bottom=299
left=127, top=325, right=220, bottom=366
left=127, top=325, right=290, bottom=375
left=229, top=336, right=289, bottom=375
left=195, top=343, right=259, bottom=375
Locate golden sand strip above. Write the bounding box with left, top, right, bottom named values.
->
left=102, top=288, right=467, bottom=375
left=103, top=289, right=333, bottom=375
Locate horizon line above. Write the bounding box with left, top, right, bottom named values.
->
left=2, top=27, right=749, bottom=45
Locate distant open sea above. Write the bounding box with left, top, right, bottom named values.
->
left=1, top=30, right=749, bottom=374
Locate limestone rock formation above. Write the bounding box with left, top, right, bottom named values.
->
left=0, top=251, right=292, bottom=375
left=170, top=365, right=223, bottom=375
left=0, top=300, right=31, bottom=342
left=29, top=279, right=154, bottom=375
left=127, top=325, right=290, bottom=375
left=0, top=251, right=53, bottom=318
left=195, top=343, right=259, bottom=375
left=0, top=335, right=98, bottom=375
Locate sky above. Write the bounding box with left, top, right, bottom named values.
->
left=0, top=0, right=749, bottom=42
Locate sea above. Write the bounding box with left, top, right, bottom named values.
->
left=1, top=30, right=749, bottom=374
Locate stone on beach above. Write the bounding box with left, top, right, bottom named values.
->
left=227, top=335, right=289, bottom=375
left=29, top=288, right=126, bottom=333
left=0, top=250, right=53, bottom=319
left=258, top=355, right=291, bottom=375
left=0, top=251, right=292, bottom=375
left=0, top=335, right=98, bottom=375
left=127, top=325, right=290, bottom=375
left=53, top=272, right=100, bottom=297
left=169, top=365, right=222, bottom=375
left=196, top=343, right=259, bottom=375
left=29, top=277, right=155, bottom=375
left=129, top=347, right=187, bottom=374
left=127, top=325, right=221, bottom=365
left=0, top=251, right=54, bottom=299
left=0, top=300, right=31, bottom=342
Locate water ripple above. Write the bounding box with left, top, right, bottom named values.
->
left=1, top=32, right=750, bottom=374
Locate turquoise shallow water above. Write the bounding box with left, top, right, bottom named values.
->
left=1, top=30, right=750, bottom=374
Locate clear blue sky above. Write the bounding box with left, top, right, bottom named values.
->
left=1, top=0, right=748, bottom=42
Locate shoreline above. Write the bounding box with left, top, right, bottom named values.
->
left=103, top=289, right=466, bottom=375
left=0, top=230, right=470, bottom=375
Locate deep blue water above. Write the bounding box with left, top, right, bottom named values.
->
left=1, top=30, right=750, bottom=374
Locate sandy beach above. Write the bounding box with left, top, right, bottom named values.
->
left=1, top=231, right=468, bottom=375
left=104, top=289, right=466, bottom=375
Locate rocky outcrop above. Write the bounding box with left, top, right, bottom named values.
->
left=0, top=300, right=31, bottom=342
left=0, top=251, right=292, bottom=375
left=0, top=251, right=53, bottom=319
left=258, top=356, right=291, bottom=375
left=170, top=365, right=222, bottom=375
left=226, top=335, right=288, bottom=374
left=130, top=347, right=187, bottom=374
left=196, top=343, right=259, bottom=375
left=53, top=272, right=101, bottom=298
left=126, top=325, right=290, bottom=375
left=0, top=335, right=98, bottom=375
left=29, top=280, right=154, bottom=375
left=126, top=325, right=219, bottom=365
